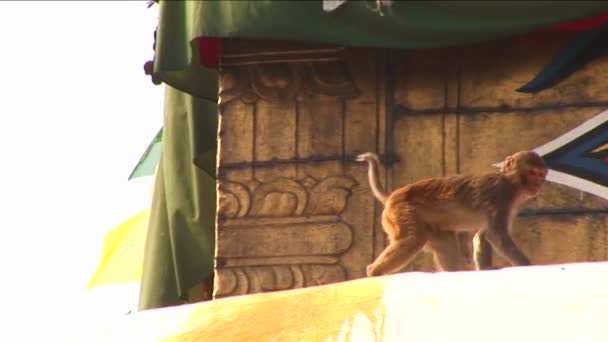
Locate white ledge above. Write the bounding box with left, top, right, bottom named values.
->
left=83, top=262, right=608, bottom=342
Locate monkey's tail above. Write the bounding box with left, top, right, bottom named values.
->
left=355, top=152, right=389, bottom=205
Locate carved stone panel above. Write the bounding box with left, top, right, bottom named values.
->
left=215, top=35, right=608, bottom=297
left=215, top=172, right=357, bottom=297
left=215, top=40, right=381, bottom=298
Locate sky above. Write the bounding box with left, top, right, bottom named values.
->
left=0, top=1, right=164, bottom=336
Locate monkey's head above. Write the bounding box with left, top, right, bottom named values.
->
left=501, top=150, right=547, bottom=196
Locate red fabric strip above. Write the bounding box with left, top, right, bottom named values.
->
left=514, top=12, right=608, bottom=45
left=195, top=36, right=222, bottom=69
left=546, top=12, right=608, bottom=31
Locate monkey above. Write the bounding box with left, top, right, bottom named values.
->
left=355, top=150, right=547, bottom=276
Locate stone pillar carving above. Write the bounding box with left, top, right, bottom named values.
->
left=214, top=40, right=382, bottom=298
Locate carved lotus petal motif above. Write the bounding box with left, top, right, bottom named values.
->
left=301, top=176, right=318, bottom=189
left=219, top=192, right=240, bottom=218
left=250, top=178, right=308, bottom=217
left=213, top=269, right=235, bottom=297
left=218, top=182, right=251, bottom=218
left=218, top=68, right=253, bottom=105
left=254, top=266, right=302, bottom=292
left=306, top=176, right=357, bottom=215
left=302, top=264, right=347, bottom=286
left=251, top=64, right=300, bottom=102
left=303, top=61, right=360, bottom=98
left=215, top=264, right=344, bottom=297
left=254, top=192, right=299, bottom=217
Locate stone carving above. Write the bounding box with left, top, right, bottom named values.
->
left=215, top=176, right=357, bottom=298
left=219, top=41, right=360, bottom=105
left=215, top=39, right=374, bottom=299
left=219, top=62, right=359, bottom=105
left=219, top=176, right=357, bottom=219
left=213, top=36, right=608, bottom=302
left=214, top=265, right=347, bottom=297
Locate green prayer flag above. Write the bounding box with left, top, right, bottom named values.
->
left=183, top=1, right=608, bottom=49
left=138, top=86, right=217, bottom=310
left=128, top=128, right=163, bottom=180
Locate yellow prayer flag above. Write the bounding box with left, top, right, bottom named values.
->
left=86, top=208, right=150, bottom=289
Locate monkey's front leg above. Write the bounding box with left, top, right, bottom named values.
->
left=485, top=229, right=531, bottom=266
left=473, top=230, right=494, bottom=270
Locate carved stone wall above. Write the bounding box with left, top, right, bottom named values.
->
left=215, top=36, right=608, bottom=298
left=214, top=40, right=385, bottom=298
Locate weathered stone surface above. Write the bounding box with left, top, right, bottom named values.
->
left=215, top=41, right=380, bottom=297
left=215, top=37, right=608, bottom=295
left=391, top=49, right=448, bottom=112
left=459, top=35, right=608, bottom=109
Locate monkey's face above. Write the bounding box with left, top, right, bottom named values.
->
left=504, top=151, right=547, bottom=197
left=523, top=166, right=547, bottom=196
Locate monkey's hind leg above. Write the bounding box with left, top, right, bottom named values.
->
left=473, top=230, right=494, bottom=270
left=366, top=236, right=426, bottom=277
left=367, top=205, right=427, bottom=277
left=427, top=231, right=468, bottom=272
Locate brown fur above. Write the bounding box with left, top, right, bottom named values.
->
left=356, top=151, right=547, bottom=276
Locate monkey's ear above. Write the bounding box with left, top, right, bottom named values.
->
left=502, top=156, right=514, bottom=172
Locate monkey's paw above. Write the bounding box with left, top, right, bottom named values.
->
left=366, top=264, right=376, bottom=277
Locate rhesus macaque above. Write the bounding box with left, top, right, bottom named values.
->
left=356, top=151, right=547, bottom=276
